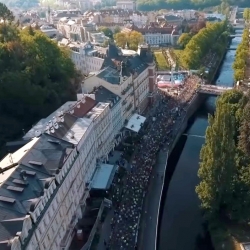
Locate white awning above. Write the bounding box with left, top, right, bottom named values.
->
left=125, top=113, right=146, bottom=133
left=91, top=164, right=116, bottom=190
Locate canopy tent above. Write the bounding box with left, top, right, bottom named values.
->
left=91, top=164, right=116, bottom=190
left=125, top=114, right=146, bottom=133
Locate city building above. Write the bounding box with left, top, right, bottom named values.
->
left=40, top=25, right=58, bottom=38
left=8, top=92, right=123, bottom=249
left=59, top=40, right=105, bottom=75
left=157, top=14, right=183, bottom=25
left=83, top=9, right=148, bottom=27
left=82, top=42, right=156, bottom=117
left=122, top=23, right=181, bottom=46
left=0, top=134, right=81, bottom=250
left=90, top=86, right=123, bottom=143
left=57, top=19, right=109, bottom=44
left=160, top=10, right=196, bottom=21
left=116, top=0, right=136, bottom=10
left=49, top=9, right=82, bottom=25
left=78, top=0, right=93, bottom=12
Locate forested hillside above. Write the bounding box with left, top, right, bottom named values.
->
left=137, top=0, right=250, bottom=11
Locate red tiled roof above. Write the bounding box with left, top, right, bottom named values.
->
left=68, top=97, right=97, bottom=118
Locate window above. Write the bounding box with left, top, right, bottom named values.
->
left=42, top=242, right=46, bottom=249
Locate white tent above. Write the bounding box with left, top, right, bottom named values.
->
left=125, top=114, right=146, bottom=133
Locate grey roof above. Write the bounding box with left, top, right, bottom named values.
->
left=0, top=134, right=74, bottom=244
left=23, top=101, right=76, bottom=140
left=126, top=54, right=148, bottom=74
left=46, top=113, right=78, bottom=140
left=164, top=15, right=183, bottom=21
left=96, top=67, right=122, bottom=85
left=92, top=86, right=121, bottom=108
left=101, top=42, right=150, bottom=77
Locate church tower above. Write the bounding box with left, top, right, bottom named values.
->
left=46, top=6, right=52, bottom=24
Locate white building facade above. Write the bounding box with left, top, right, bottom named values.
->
left=116, top=0, right=136, bottom=10
left=66, top=41, right=105, bottom=75
left=4, top=95, right=122, bottom=250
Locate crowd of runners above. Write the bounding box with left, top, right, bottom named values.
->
left=103, top=75, right=200, bottom=250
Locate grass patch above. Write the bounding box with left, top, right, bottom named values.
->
left=154, top=51, right=169, bottom=70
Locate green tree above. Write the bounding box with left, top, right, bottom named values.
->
left=180, top=20, right=229, bottom=69
left=196, top=101, right=237, bottom=219
left=114, top=32, right=127, bottom=48
left=243, top=8, right=250, bottom=22
left=128, top=30, right=144, bottom=50
left=0, top=3, right=14, bottom=23
left=114, top=31, right=143, bottom=50
left=98, top=26, right=113, bottom=38
left=238, top=101, right=250, bottom=156
left=233, top=28, right=249, bottom=81
left=177, top=33, right=192, bottom=48
left=0, top=5, right=77, bottom=157
left=114, top=26, right=121, bottom=34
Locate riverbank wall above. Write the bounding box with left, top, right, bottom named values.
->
left=154, top=93, right=205, bottom=250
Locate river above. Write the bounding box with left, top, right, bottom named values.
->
left=158, top=34, right=243, bottom=250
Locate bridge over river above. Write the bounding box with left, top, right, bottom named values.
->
left=230, top=34, right=243, bottom=38
left=198, top=85, right=233, bottom=95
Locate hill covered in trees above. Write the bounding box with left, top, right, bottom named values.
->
left=0, top=4, right=77, bottom=156
left=137, top=0, right=250, bottom=11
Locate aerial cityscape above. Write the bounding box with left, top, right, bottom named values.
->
left=0, top=0, right=249, bottom=250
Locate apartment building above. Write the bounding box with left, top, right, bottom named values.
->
left=0, top=134, right=81, bottom=250
left=60, top=40, right=105, bottom=75
left=116, top=0, right=136, bottom=10
left=49, top=9, right=82, bottom=25
left=57, top=19, right=109, bottom=45
left=83, top=42, right=156, bottom=118
left=122, top=23, right=181, bottom=46
left=78, top=0, right=93, bottom=12
left=92, top=86, right=123, bottom=142
left=84, top=9, right=148, bottom=27
left=0, top=94, right=121, bottom=250
left=40, top=25, right=58, bottom=38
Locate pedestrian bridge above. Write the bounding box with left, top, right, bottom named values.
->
left=233, top=23, right=245, bottom=29
left=198, top=85, right=233, bottom=95
left=230, top=34, right=242, bottom=38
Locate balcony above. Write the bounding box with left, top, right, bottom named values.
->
left=121, top=84, right=133, bottom=96
left=126, top=103, right=133, bottom=112
left=148, top=92, right=154, bottom=97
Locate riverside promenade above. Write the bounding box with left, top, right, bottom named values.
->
left=138, top=92, right=203, bottom=250
left=138, top=150, right=168, bottom=250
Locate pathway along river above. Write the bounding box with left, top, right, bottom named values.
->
left=158, top=32, right=243, bottom=250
